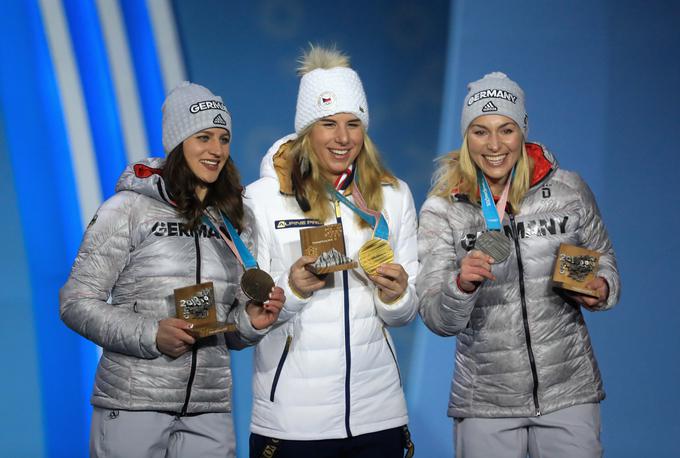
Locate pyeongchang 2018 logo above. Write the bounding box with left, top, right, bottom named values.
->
left=151, top=221, right=219, bottom=238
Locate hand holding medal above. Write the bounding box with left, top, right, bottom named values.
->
left=458, top=250, right=497, bottom=293
left=474, top=168, right=513, bottom=263
left=369, top=262, right=409, bottom=303
left=328, top=178, right=396, bottom=276
left=327, top=177, right=407, bottom=301
left=247, top=286, right=286, bottom=329
left=458, top=168, right=514, bottom=293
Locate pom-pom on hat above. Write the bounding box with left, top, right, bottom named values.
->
left=461, top=72, right=527, bottom=137
left=161, top=81, right=231, bottom=154
left=294, top=46, right=369, bottom=133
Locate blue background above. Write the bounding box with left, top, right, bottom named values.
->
left=1, top=0, right=679, bottom=457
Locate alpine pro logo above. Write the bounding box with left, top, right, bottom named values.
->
left=467, top=89, right=518, bottom=106
left=189, top=100, right=227, bottom=114
left=275, top=218, right=323, bottom=229
left=318, top=92, right=336, bottom=108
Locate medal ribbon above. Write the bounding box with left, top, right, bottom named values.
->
left=202, top=211, right=258, bottom=270
left=334, top=165, right=353, bottom=190
left=325, top=169, right=389, bottom=241
left=476, top=167, right=513, bottom=231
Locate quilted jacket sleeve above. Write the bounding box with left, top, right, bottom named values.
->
left=573, top=174, right=621, bottom=310
left=59, top=192, right=162, bottom=359
left=417, top=196, right=480, bottom=336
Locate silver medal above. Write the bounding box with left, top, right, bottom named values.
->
left=475, top=230, right=512, bottom=262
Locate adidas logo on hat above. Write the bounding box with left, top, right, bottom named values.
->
left=481, top=101, right=498, bottom=112
left=213, top=114, right=227, bottom=126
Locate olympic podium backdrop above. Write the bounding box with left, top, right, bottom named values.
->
left=1, top=1, right=679, bottom=457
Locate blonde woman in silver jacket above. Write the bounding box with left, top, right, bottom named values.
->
left=417, top=72, right=620, bottom=458
left=60, top=82, right=284, bottom=458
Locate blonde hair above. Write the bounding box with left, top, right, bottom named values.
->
left=429, top=134, right=533, bottom=212
left=297, top=44, right=350, bottom=75
left=289, top=126, right=395, bottom=228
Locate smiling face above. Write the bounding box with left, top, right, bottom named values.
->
left=182, top=127, right=231, bottom=200
left=466, top=114, right=523, bottom=194
left=309, top=113, right=364, bottom=182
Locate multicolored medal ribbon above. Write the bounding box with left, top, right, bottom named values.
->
left=474, top=167, right=513, bottom=262
left=326, top=171, right=393, bottom=276
left=202, top=211, right=274, bottom=303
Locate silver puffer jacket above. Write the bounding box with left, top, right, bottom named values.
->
left=417, top=143, right=620, bottom=418
left=60, top=158, right=265, bottom=414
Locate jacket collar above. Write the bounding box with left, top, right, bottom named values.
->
left=526, top=142, right=555, bottom=186
left=452, top=141, right=557, bottom=201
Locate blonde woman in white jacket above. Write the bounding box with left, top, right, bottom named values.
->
left=245, top=46, right=417, bottom=457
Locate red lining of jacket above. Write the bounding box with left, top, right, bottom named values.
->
left=526, top=142, right=552, bottom=186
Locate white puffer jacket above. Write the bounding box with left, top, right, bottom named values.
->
left=244, top=134, right=418, bottom=440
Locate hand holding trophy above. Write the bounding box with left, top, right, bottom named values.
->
left=552, top=243, right=609, bottom=308
left=174, top=282, right=236, bottom=339
left=300, top=223, right=357, bottom=275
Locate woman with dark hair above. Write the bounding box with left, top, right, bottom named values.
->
left=60, top=82, right=284, bottom=458
left=245, top=46, right=417, bottom=458
left=417, top=72, right=620, bottom=457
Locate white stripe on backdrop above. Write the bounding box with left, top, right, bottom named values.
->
left=38, top=0, right=102, bottom=227
left=147, top=0, right=187, bottom=97
left=95, top=0, right=150, bottom=164
left=37, top=0, right=187, bottom=222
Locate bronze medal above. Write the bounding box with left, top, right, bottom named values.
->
left=359, top=238, right=394, bottom=276
left=240, top=268, right=275, bottom=304
left=475, top=230, right=512, bottom=263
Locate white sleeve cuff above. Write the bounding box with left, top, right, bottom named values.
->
left=373, top=286, right=417, bottom=327
left=277, top=270, right=311, bottom=321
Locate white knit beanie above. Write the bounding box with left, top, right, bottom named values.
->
left=294, top=66, right=369, bottom=133
left=461, top=72, right=527, bottom=137
left=162, top=81, right=232, bottom=154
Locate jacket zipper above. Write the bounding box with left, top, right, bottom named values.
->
left=509, top=214, right=541, bottom=416
left=180, top=231, right=202, bottom=416
left=269, top=335, right=292, bottom=401
left=382, top=327, right=402, bottom=386
left=336, top=200, right=353, bottom=438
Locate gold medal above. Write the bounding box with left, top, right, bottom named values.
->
left=358, top=238, right=394, bottom=276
